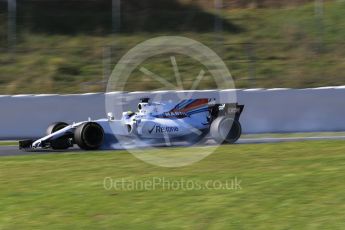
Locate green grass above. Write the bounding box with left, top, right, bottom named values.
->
left=0, top=1, right=345, bottom=94
left=1, top=140, right=345, bottom=229
left=0, top=141, right=17, bottom=146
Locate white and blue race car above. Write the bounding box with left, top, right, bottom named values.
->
left=19, top=98, right=244, bottom=150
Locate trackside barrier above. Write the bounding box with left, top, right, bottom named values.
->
left=1, top=87, right=345, bottom=139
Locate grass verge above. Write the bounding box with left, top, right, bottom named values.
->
left=0, top=141, right=17, bottom=146
left=1, top=140, right=345, bottom=229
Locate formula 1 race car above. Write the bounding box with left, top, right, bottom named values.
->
left=19, top=98, right=244, bottom=150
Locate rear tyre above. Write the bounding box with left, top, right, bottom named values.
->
left=74, top=122, right=104, bottom=150
left=46, top=122, right=70, bottom=150
left=210, top=116, right=242, bottom=144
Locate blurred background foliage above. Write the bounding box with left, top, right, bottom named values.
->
left=0, top=0, right=344, bottom=93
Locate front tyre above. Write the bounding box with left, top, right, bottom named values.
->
left=74, top=122, right=104, bottom=150
left=46, top=122, right=71, bottom=150
left=210, top=116, right=242, bottom=144
left=46, top=122, right=68, bottom=135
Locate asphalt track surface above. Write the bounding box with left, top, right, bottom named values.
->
left=1, top=135, right=345, bottom=157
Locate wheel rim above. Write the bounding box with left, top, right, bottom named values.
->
left=218, top=117, right=233, bottom=141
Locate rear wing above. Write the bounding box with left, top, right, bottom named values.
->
left=209, top=103, right=244, bottom=121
